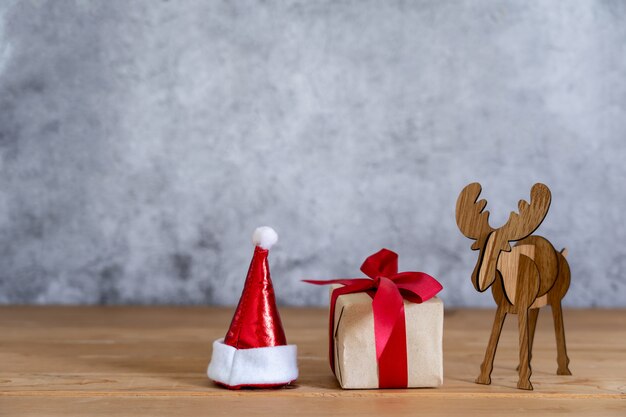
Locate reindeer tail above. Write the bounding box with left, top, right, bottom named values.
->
left=560, top=248, right=568, bottom=258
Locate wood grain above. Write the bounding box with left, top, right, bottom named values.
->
left=1, top=307, right=625, bottom=416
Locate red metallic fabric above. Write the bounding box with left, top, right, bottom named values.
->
left=224, top=246, right=287, bottom=348
left=215, top=380, right=295, bottom=390
left=304, top=248, right=442, bottom=388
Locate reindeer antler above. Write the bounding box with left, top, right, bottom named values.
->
left=499, top=183, right=551, bottom=242
left=456, top=182, right=493, bottom=240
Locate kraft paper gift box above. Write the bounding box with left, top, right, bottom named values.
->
left=330, top=285, right=444, bottom=389
left=305, top=248, right=444, bottom=389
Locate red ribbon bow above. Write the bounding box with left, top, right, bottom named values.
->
left=304, top=248, right=442, bottom=388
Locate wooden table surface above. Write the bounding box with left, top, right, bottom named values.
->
left=1, top=307, right=625, bottom=416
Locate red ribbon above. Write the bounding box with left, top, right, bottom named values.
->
left=304, top=248, right=442, bottom=388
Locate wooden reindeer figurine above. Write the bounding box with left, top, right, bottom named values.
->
left=455, top=183, right=571, bottom=390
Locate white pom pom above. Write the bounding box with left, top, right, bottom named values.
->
left=252, top=226, right=278, bottom=250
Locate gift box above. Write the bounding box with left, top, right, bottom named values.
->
left=306, top=248, right=444, bottom=389
left=331, top=285, right=443, bottom=389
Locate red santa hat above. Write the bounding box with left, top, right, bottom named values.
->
left=207, top=226, right=298, bottom=389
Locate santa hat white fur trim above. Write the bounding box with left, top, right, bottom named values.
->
left=207, top=338, right=298, bottom=387
left=252, top=226, right=278, bottom=250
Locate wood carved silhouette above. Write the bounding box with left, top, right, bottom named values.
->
left=455, top=183, right=572, bottom=390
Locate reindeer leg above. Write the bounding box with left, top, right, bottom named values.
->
left=476, top=304, right=507, bottom=385
left=517, top=307, right=533, bottom=390
left=551, top=301, right=572, bottom=375
left=517, top=308, right=539, bottom=371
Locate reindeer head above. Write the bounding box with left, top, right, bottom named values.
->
left=455, top=183, right=551, bottom=292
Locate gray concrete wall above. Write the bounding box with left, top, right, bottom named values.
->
left=0, top=0, right=624, bottom=307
